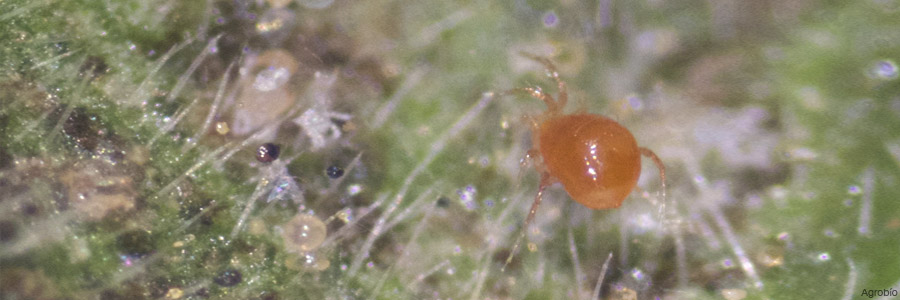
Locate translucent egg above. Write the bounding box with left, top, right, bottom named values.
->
left=231, top=49, right=299, bottom=136
left=281, top=214, right=327, bottom=252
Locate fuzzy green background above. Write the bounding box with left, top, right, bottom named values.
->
left=1, top=0, right=899, bottom=299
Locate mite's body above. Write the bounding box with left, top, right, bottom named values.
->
left=502, top=54, right=666, bottom=271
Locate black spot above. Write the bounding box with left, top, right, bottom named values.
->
left=62, top=107, right=101, bottom=152
left=213, top=268, right=242, bottom=287
left=20, top=203, right=39, bottom=216
left=0, top=220, right=17, bottom=243
left=116, top=230, right=155, bottom=258
left=0, top=145, right=11, bottom=170
left=256, top=143, right=280, bottom=163
left=326, top=165, right=344, bottom=179
left=148, top=277, right=174, bottom=298
left=436, top=196, right=450, bottom=208
left=99, top=289, right=122, bottom=300
left=194, top=288, right=210, bottom=298
left=79, top=56, right=109, bottom=79
left=330, top=117, right=347, bottom=128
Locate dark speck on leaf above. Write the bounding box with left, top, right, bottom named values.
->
left=256, top=143, right=280, bottom=163
left=436, top=196, right=450, bottom=208
left=0, top=220, right=17, bottom=243
left=326, top=165, right=344, bottom=179
left=63, top=107, right=101, bottom=152
left=116, top=230, right=155, bottom=258
left=21, top=203, right=39, bottom=216
left=79, top=56, right=109, bottom=79
left=214, top=268, right=242, bottom=287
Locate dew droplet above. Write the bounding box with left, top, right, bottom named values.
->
left=347, top=184, right=362, bottom=195
left=871, top=60, right=898, bottom=79
left=458, top=185, right=477, bottom=210
left=630, top=268, right=645, bottom=281
left=777, top=232, right=789, bottom=241
left=627, top=96, right=644, bottom=110
left=722, top=259, right=735, bottom=268
left=542, top=11, right=559, bottom=28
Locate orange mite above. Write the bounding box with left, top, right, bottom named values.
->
left=502, top=53, right=666, bottom=270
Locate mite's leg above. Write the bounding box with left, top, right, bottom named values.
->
left=504, top=87, right=559, bottom=112
left=520, top=52, right=568, bottom=110
left=639, top=147, right=667, bottom=223
left=503, top=172, right=552, bottom=272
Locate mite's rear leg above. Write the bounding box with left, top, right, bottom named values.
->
left=639, top=147, right=667, bottom=224
left=503, top=172, right=552, bottom=272
left=504, top=87, right=560, bottom=113
left=519, top=52, right=568, bottom=110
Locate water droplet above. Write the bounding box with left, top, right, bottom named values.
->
left=777, top=232, right=789, bottom=241
left=630, top=268, right=645, bottom=281
left=769, top=186, right=788, bottom=199
left=847, top=185, right=862, bottom=195
left=347, top=184, right=362, bottom=195
left=722, top=259, right=734, bottom=268
left=628, top=96, right=644, bottom=110
left=543, top=11, right=559, bottom=28
left=871, top=60, right=898, bottom=79
left=458, top=185, right=477, bottom=210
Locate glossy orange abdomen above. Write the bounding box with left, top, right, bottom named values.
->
left=537, top=114, right=641, bottom=209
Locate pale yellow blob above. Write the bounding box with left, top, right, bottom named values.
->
left=215, top=121, right=229, bottom=135
left=165, top=288, right=184, bottom=299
